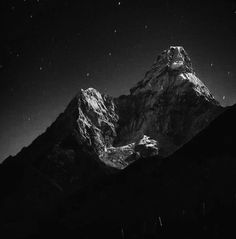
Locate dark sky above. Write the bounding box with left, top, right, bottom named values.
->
left=0, top=0, right=236, bottom=161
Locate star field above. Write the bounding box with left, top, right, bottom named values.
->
left=0, top=0, right=236, bottom=161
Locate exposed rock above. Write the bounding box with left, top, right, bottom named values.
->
left=100, top=135, right=159, bottom=169
left=75, top=87, right=118, bottom=155
left=134, top=135, right=159, bottom=158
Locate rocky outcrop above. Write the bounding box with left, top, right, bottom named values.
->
left=101, top=135, right=159, bottom=169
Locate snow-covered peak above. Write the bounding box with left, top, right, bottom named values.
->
left=130, top=46, right=206, bottom=97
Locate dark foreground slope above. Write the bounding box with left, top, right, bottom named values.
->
left=32, top=104, right=236, bottom=239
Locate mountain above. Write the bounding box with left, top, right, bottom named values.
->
left=0, top=46, right=225, bottom=238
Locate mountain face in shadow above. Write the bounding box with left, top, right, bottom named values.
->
left=0, top=46, right=229, bottom=238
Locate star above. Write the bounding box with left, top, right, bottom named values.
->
left=30, top=15, right=33, bottom=19
left=114, top=29, right=117, bottom=33
left=108, top=52, right=112, bottom=56
left=118, top=1, right=121, bottom=6
left=86, top=72, right=90, bottom=77
left=210, top=63, right=214, bottom=67
left=39, top=66, right=43, bottom=71
left=223, top=96, right=226, bottom=100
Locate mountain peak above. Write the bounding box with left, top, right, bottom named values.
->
left=130, top=46, right=213, bottom=99
left=163, top=46, right=193, bottom=72
left=150, top=45, right=193, bottom=76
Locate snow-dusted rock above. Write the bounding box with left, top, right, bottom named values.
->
left=100, top=135, right=159, bottom=169
left=76, top=88, right=118, bottom=154
left=134, top=135, right=159, bottom=158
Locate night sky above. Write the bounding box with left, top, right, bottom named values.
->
left=0, top=0, right=236, bottom=161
